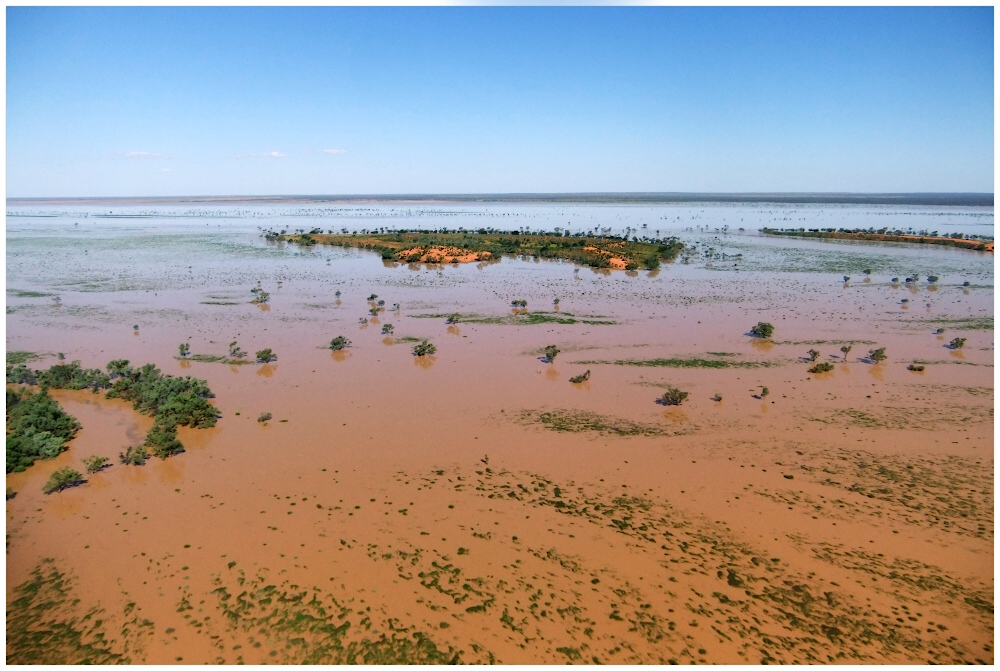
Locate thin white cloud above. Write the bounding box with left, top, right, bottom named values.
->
left=265, top=151, right=286, bottom=158
left=161, top=168, right=171, bottom=173
left=126, top=151, right=165, bottom=159
left=323, top=148, right=348, bottom=155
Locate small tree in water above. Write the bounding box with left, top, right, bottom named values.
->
left=42, top=467, right=84, bottom=494
left=256, top=349, right=277, bottom=363
left=868, top=347, right=887, bottom=363
left=807, top=349, right=820, bottom=362
left=569, top=370, right=590, bottom=384
left=840, top=345, right=852, bottom=360
left=381, top=324, right=394, bottom=336
left=948, top=337, right=966, bottom=350
left=229, top=341, right=247, bottom=359
left=178, top=343, right=190, bottom=357
left=329, top=336, right=351, bottom=350
left=658, top=387, right=689, bottom=406
left=749, top=322, right=774, bottom=339
left=82, top=455, right=110, bottom=474
left=543, top=345, right=560, bottom=362
left=446, top=314, right=461, bottom=324
left=760, top=387, right=770, bottom=399
left=412, top=340, right=437, bottom=357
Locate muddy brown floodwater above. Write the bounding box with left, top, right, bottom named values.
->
left=6, top=205, right=995, bottom=664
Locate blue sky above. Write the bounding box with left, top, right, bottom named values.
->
left=6, top=7, right=994, bottom=197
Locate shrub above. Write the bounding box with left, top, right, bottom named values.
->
left=948, top=337, right=966, bottom=350
left=510, top=299, right=527, bottom=308
left=807, top=349, right=820, bottom=361
left=369, top=306, right=380, bottom=316
left=367, top=293, right=379, bottom=301
left=42, top=467, right=84, bottom=494
left=840, top=345, right=852, bottom=359
left=927, top=275, right=939, bottom=283
left=543, top=345, right=560, bottom=362
left=6, top=363, right=37, bottom=385
left=144, top=419, right=184, bottom=458
left=37, top=361, right=110, bottom=391
left=178, top=343, right=190, bottom=357
left=760, top=387, right=770, bottom=398
left=446, top=314, right=461, bottom=324
left=255, top=349, right=276, bottom=363
left=120, top=445, right=148, bottom=466
left=711, top=393, right=722, bottom=402
left=381, top=324, right=394, bottom=335
left=250, top=289, right=270, bottom=304
left=82, top=455, right=110, bottom=474
left=569, top=370, right=591, bottom=384
left=359, top=318, right=368, bottom=325
left=808, top=362, right=834, bottom=374
left=258, top=412, right=272, bottom=423
left=749, top=322, right=774, bottom=339
left=329, top=336, right=351, bottom=351
left=907, top=363, right=925, bottom=372
left=6, top=388, right=81, bottom=473
left=869, top=347, right=887, bottom=363
left=229, top=342, right=247, bottom=359
left=658, top=387, right=689, bottom=406
left=413, top=340, right=437, bottom=357
left=553, top=298, right=560, bottom=305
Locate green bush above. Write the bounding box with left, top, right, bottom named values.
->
left=807, top=349, right=820, bottom=361
left=543, top=345, right=560, bottom=362
left=229, top=341, right=247, bottom=359
left=949, top=337, right=966, bottom=350
left=808, top=362, right=834, bottom=374
left=42, top=467, right=84, bottom=494
left=178, top=343, right=190, bottom=357
left=36, top=361, right=110, bottom=391
left=329, top=336, right=351, bottom=351
left=413, top=340, right=437, bottom=357
left=255, top=349, right=277, bottom=363
left=82, top=455, right=110, bottom=474
left=569, top=370, right=591, bottom=384
left=258, top=412, right=272, bottom=423
left=119, top=445, right=148, bottom=466
left=144, top=419, right=184, bottom=459
left=868, top=347, right=887, bottom=363
left=6, top=388, right=81, bottom=473
left=749, top=322, right=774, bottom=339
left=907, top=363, right=925, bottom=372
left=658, top=387, right=689, bottom=406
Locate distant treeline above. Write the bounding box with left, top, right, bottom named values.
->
left=762, top=227, right=993, bottom=251
left=7, top=192, right=994, bottom=207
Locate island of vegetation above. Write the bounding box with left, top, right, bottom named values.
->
left=264, top=228, right=684, bottom=270
left=762, top=227, right=993, bottom=252
left=7, top=359, right=218, bottom=473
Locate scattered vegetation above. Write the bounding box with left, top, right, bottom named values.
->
left=178, top=343, right=190, bottom=357
left=543, top=345, right=560, bottom=362
left=229, top=341, right=247, bottom=359
left=569, top=370, right=591, bottom=384
left=749, top=322, right=774, bottom=339
left=119, top=445, right=148, bottom=466
left=869, top=347, right=887, bottom=363
left=907, top=363, right=926, bottom=372
left=381, top=324, right=394, bottom=335
left=808, top=362, right=835, bottom=374
left=256, top=349, right=277, bottom=363
left=579, top=357, right=775, bottom=369
left=42, top=467, right=85, bottom=494
left=948, top=337, right=967, bottom=350
left=762, top=227, right=993, bottom=251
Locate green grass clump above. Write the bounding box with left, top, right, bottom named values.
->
left=808, top=362, right=835, bottom=374
left=6, top=387, right=81, bottom=473
left=42, top=467, right=85, bottom=494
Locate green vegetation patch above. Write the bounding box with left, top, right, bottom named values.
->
left=10, top=290, right=54, bottom=298
left=179, top=354, right=254, bottom=365
left=522, top=409, right=671, bottom=437
left=200, top=301, right=240, bottom=305
left=7, top=559, right=127, bottom=664
left=578, top=357, right=776, bottom=369
left=773, top=340, right=876, bottom=346
left=6, top=387, right=81, bottom=473
left=414, top=311, right=616, bottom=326
left=7, top=351, right=42, bottom=365
left=915, top=317, right=993, bottom=331
left=267, top=229, right=684, bottom=270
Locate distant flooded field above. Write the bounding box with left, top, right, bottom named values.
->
left=6, top=201, right=994, bottom=664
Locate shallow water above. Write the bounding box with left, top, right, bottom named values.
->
left=6, top=201, right=995, bottom=664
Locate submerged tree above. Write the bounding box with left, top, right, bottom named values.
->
left=807, top=349, right=820, bottom=362
left=229, top=341, right=247, bottom=359
left=42, top=467, right=84, bottom=494
left=329, top=336, right=351, bottom=351
left=256, top=349, right=277, bottom=363
left=840, top=344, right=853, bottom=360
left=569, top=370, right=590, bottom=384
left=749, top=322, right=774, bottom=339
left=381, top=324, right=394, bottom=336
left=868, top=347, right=887, bottom=363
left=658, top=387, right=689, bottom=406
left=413, top=340, right=437, bottom=357
left=178, top=343, right=190, bottom=358
left=82, top=455, right=110, bottom=474
left=948, top=337, right=967, bottom=350
left=543, top=345, right=560, bottom=363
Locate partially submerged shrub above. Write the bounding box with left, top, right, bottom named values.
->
left=711, top=393, right=722, bottom=402
left=807, top=349, right=820, bottom=362
left=808, top=361, right=834, bottom=374
left=543, top=345, right=560, bottom=362
left=868, top=347, right=887, bottom=363
left=948, top=337, right=966, bottom=350
left=840, top=345, right=852, bottom=359
left=6, top=388, right=81, bottom=473
left=446, top=314, right=461, bottom=324
left=120, top=445, right=148, bottom=466
left=907, top=363, right=925, bottom=372
left=658, top=387, right=689, bottom=406
left=760, top=387, right=770, bottom=399
left=510, top=299, right=527, bottom=308
left=82, top=455, right=110, bottom=474
left=42, top=467, right=84, bottom=494
left=369, top=306, right=380, bottom=316
left=329, top=336, right=351, bottom=351
left=749, top=322, right=774, bottom=339
left=255, top=349, right=277, bottom=363
left=927, top=275, right=939, bottom=283
left=367, top=293, right=379, bottom=302
left=250, top=288, right=270, bottom=304
left=229, top=341, right=247, bottom=359
left=412, top=340, right=437, bottom=357
left=144, top=419, right=184, bottom=458
left=381, top=324, right=394, bottom=336
left=569, top=370, right=590, bottom=384
left=359, top=318, right=368, bottom=325
left=258, top=412, right=272, bottom=423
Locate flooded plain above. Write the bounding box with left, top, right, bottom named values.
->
left=6, top=201, right=994, bottom=664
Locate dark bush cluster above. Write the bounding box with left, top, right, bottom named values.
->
left=6, top=387, right=81, bottom=473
